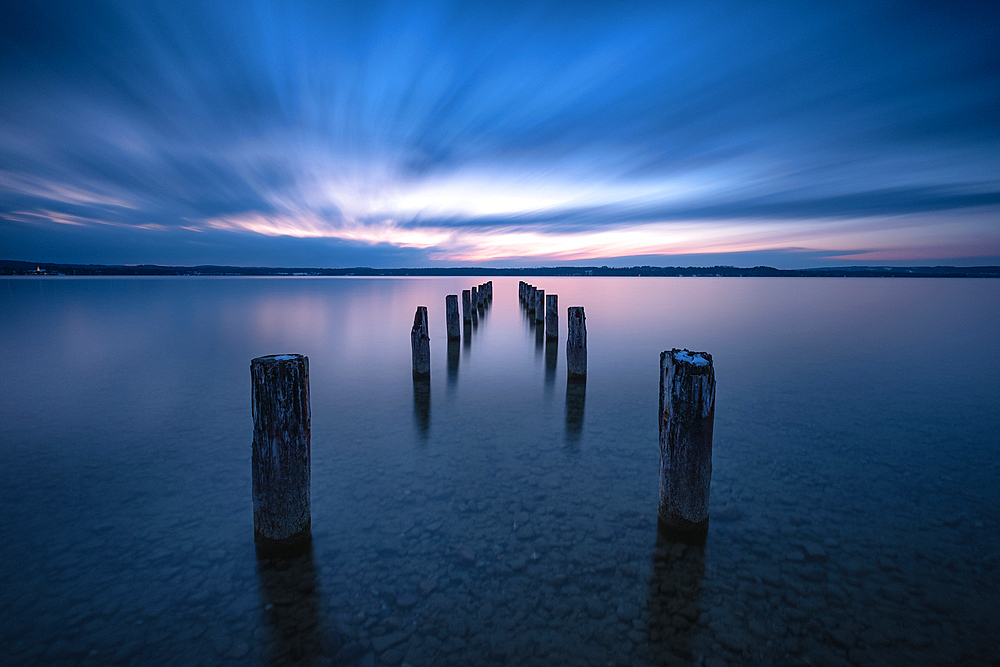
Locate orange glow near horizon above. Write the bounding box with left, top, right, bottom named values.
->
left=198, top=208, right=1000, bottom=263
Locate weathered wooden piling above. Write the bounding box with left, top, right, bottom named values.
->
left=545, top=294, right=558, bottom=338
left=528, top=286, right=537, bottom=313
left=411, top=306, right=430, bottom=378
left=658, top=349, right=715, bottom=537
left=471, top=285, right=478, bottom=311
left=566, top=306, right=587, bottom=377
left=445, top=295, right=460, bottom=340
left=462, top=289, right=472, bottom=323
left=251, top=354, right=311, bottom=555
left=534, top=289, right=545, bottom=324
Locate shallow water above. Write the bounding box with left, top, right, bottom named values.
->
left=1, top=276, right=998, bottom=666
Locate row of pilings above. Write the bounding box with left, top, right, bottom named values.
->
left=249, top=282, right=716, bottom=556
left=519, top=280, right=586, bottom=378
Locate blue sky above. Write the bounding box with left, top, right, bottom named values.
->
left=1, top=0, right=998, bottom=267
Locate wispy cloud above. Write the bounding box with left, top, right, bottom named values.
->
left=1, top=0, right=998, bottom=266
left=0, top=171, right=137, bottom=209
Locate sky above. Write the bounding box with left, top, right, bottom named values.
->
left=1, top=0, right=998, bottom=268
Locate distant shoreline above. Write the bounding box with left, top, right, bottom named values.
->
left=2, top=260, right=998, bottom=278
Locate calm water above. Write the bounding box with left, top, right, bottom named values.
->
left=1, top=276, right=998, bottom=667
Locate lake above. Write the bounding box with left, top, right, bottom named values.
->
left=1, top=276, right=998, bottom=666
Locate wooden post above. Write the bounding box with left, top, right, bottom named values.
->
left=658, top=349, right=715, bottom=537
left=445, top=295, right=460, bottom=340
left=566, top=307, right=587, bottom=377
left=545, top=294, right=558, bottom=338
left=534, top=289, right=545, bottom=324
left=411, top=306, right=430, bottom=378
left=528, top=286, right=537, bottom=314
left=251, top=354, right=311, bottom=555
left=471, top=285, right=478, bottom=311
left=462, top=289, right=472, bottom=323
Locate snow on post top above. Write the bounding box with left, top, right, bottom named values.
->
left=674, top=350, right=709, bottom=367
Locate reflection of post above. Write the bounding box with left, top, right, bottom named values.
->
left=445, top=295, right=460, bottom=340
left=658, top=349, right=715, bottom=538
left=545, top=335, right=558, bottom=390
left=534, top=289, right=545, bottom=326
left=411, top=307, right=430, bottom=378
left=565, top=376, right=586, bottom=443
left=462, top=290, right=472, bottom=324
left=566, top=307, right=587, bottom=378
left=413, top=376, right=430, bottom=437
left=447, top=338, right=459, bottom=389
left=462, top=321, right=472, bottom=353
left=535, top=317, right=545, bottom=355
left=646, top=534, right=706, bottom=662
left=251, top=354, right=311, bottom=556
left=257, top=545, right=332, bottom=663
left=545, top=294, right=558, bottom=338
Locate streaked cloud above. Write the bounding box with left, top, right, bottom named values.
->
left=1, top=0, right=998, bottom=266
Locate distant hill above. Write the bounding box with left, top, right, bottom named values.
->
left=2, top=259, right=998, bottom=278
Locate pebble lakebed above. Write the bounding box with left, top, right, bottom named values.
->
left=4, top=365, right=996, bottom=667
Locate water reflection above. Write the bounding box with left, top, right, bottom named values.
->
left=447, top=338, right=460, bottom=391
left=462, top=321, right=472, bottom=355
left=545, top=336, right=558, bottom=392
left=646, top=534, right=706, bottom=665
left=257, top=546, right=335, bottom=664
left=413, top=377, right=430, bottom=438
left=565, top=377, right=586, bottom=444
left=3, top=277, right=999, bottom=666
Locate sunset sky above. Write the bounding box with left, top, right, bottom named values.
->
left=1, top=0, right=998, bottom=267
